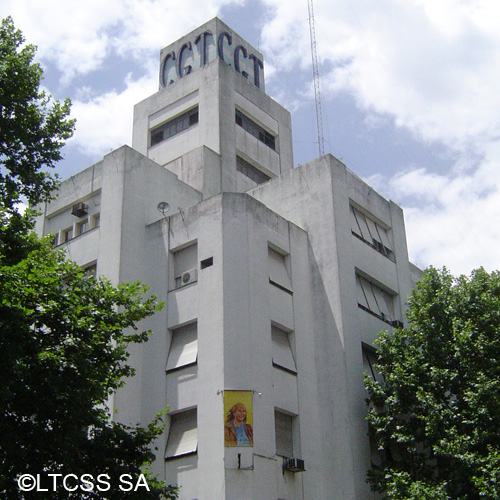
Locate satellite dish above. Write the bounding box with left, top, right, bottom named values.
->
left=157, top=201, right=170, bottom=216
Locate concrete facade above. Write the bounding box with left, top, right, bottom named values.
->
left=35, top=18, right=421, bottom=500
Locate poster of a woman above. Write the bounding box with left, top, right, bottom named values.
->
left=224, top=391, right=253, bottom=447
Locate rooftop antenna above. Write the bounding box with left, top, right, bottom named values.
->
left=307, top=0, right=325, bottom=157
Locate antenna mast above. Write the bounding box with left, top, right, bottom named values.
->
left=307, top=0, right=325, bottom=156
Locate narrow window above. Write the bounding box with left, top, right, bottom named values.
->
left=275, top=410, right=293, bottom=457
left=76, top=219, right=89, bottom=236
left=63, top=227, right=73, bottom=242
left=173, top=242, right=198, bottom=289
left=268, top=247, right=291, bottom=291
left=271, top=326, right=296, bottom=373
left=166, top=323, right=198, bottom=372
left=362, top=345, right=384, bottom=384
left=165, top=409, right=198, bottom=459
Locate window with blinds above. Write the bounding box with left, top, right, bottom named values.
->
left=165, top=408, right=198, bottom=459
left=268, top=247, right=292, bottom=291
left=272, top=326, right=296, bottom=373
left=166, top=322, right=198, bottom=372
left=356, top=274, right=395, bottom=324
left=275, top=410, right=293, bottom=457
left=350, top=205, right=394, bottom=261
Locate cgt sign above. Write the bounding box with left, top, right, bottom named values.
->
left=160, top=30, right=264, bottom=90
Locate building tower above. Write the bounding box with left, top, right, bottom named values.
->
left=35, top=18, right=421, bottom=500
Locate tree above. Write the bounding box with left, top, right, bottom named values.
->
left=0, top=239, right=178, bottom=499
left=0, top=18, right=178, bottom=499
left=1, top=16, right=74, bottom=264
left=365, top=267, right=500, bottom=499
left=0, top=16, right=74, bottom=210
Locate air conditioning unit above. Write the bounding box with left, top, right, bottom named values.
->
left=71, top=202, right=88, bottom=217
left=175, top=268, right=198, bottom=288
left=284, top=458, right=305, bottom=473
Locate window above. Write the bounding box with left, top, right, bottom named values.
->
left=362, top=345, right=383, bottom=384
left=150, top=107, right=199, bottom=146
left=268, top=247, right=291, bottom=291
left=173, top=242, right=198, bottom=289
left=236, top=156, right=270, bottom=185
left=272, top=326, right=296, bottom=373
left=165, top=408, right=197, bottom=459
left=63, top=227, right=73, bottom=243
left=83, top=263, right=97, bottom=278
left=356, top=274, right=395, bottom=324
left=166, top=323, right=198, bottom=372
left=76, top=219, right=89, bottom=237
left=275, top=410, right=293, bottom=457
left=93, top=213, right=100, bottom=229
left=350, top=205, right=394, bottom=261
left=200, top=257, right=213, bottom=269
left=235, top=109, right=276, bottom=150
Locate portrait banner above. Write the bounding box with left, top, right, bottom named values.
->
left=224, top=390, right=253, bottom=447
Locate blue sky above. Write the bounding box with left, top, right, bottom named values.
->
left=2, top=0, right=499, bottom=275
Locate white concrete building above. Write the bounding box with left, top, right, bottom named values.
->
left=35, top=18, right=421, bottom=500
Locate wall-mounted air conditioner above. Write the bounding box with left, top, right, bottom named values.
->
left=71, top=202, right=88, bottom=217
left=283, top=458, right=305, bottom=473
left=175, top=268, right=198, bottom=288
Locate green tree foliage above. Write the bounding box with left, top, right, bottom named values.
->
left=0, top=16, right=74, bottom=210
left=0, top=239, right=177, bottom=499
left=0, top=17, right=178, bottom=499
left=0, top=16, right=75, bottom=264
left=366, top=267, right=500, bottom=499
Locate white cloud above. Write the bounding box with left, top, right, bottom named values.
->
left=259, top=0, right=500, bottom=273
left=0, top=0, right=242, bottom=158
left=367, top=139, right=500, bottom=275
left=262, top=0, right=500, bottom=151
left=68, top=71, right=157, bottom=156
left=1, top=0, right=240, bottom=83
left=2, top=0, right=123, bottom=82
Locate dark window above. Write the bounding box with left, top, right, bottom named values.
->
left=235, top=109, right=276, bottom=150
left=63, top=227, right=73, bottom=242
left=150, top=107, right=199, bottom=147
left=200, top=257, right=213, bottom=269
left=236, top=156, right=271, bottom=184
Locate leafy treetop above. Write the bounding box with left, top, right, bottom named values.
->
left=0, top=16, right=75, bottom=211
left=366, top=266, right=500, bottom=500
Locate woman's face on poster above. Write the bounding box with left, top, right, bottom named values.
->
left=234, top=405, right=246, bottom=423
